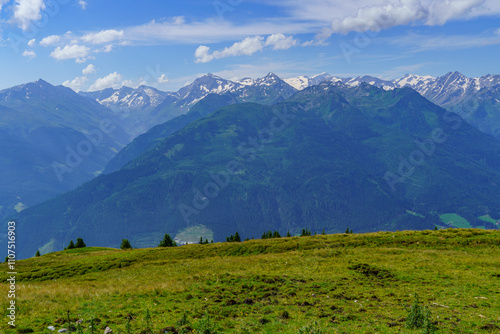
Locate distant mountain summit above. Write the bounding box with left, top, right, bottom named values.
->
left=81, top=85, right=169, bottom=111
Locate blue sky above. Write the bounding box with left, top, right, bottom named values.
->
left=1, top=0, right=500, bottom=92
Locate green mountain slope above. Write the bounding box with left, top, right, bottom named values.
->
left=104, top=93, right=239, bottom=173
left=6, top=84, right=500, bottom=259
left=0, top=80, right=130, bottom=220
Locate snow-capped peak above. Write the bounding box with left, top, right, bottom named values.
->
left=284, top=76, right=310, bottom=90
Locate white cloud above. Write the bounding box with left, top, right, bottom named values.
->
left=27, top=39, right=36, bottom=47
left=82, top=29, right=124, bottom=44
left=22, top=50, right=36, bottom=59
left=62, top=76, right=88, bottom=92
left=40, top=35, right=61, bottom=47
left=13, top=0, right=46, bottom=30
left=265, top=33, right=298, bottom=50
left=195, top=36, right=264, bottom=63
left=101, top=44, right=113, bottom=53
left=88, top=72, right=123, bottom=91
left=78, top=0, right=87, bottom=9
left=195, top=34, right=298, bottom=63
left=158, top=74, right=169, bottom=83
left=82, top=64, right=96, bottom=76
left=50, top=44, right=90, bottom=62
left=330, top=0, right=484, bottom=34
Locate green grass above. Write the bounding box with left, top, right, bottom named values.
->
left=1, top=229, right=499, bottom=333
left=439, top=213, right=473, bottom=229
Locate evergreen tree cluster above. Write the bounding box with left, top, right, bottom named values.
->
left=261, top=230, right=281, bottom=239
left=226, top=232, right=241, bottom=242
left=345, top=228, right=354, bottom=234
left=198, top=237, right=212, bottom=244
left=158, top=233, right=177, bottom=247
left=66, top=238, right=86, bottom=250
left=300, top=228, right=312, bottom=237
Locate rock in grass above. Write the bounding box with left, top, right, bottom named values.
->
left=58, top=329, right=68, bottom=333
left=47, top=326, right=55, bottom=331
left=104, top=326, right=113, bottom=334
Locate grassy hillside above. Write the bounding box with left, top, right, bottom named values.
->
left=1, top=229, right=499, bottom=333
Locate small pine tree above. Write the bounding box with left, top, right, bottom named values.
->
left=125, top=317, right=131, bottom=334
left=67, top=240, right=75, bottom=249
left=89, top=317, right=96, bottom=334
left=159, top=234, right=176, bottom=247
left=199, top=237, right=204, bottom=245
left=75, top=238, right=86, bottom=248
left=322, top=228, right=325, bottom=235
left=144, top=308, right=152, bottom=332
left=35, top=250, right=41, bottom=257
left=121, top=239, right=132, bottom=250
left=406, top=294, right=425, bottom=329
left=286, top=231, right=291, bottom=237
left=434, top=226, right=438, bottom=231
left=345, top=228, right=350, bottom=234
left=211, top=239, right=213, bottom=243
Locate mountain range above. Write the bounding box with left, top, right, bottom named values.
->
left=284, top=71, right=500, bottom=140
left=0, top=73, right=298, bottom=220
left=82, top=71, right=500, bottom=142
left=5, top=81, right=500, bottom=259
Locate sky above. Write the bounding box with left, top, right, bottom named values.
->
left=0, top=0, right=500, bottom=92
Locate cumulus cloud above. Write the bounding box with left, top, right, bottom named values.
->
left=82, top=64, right=96, bottom=76
left=331, top=0, right=484, bottom=34
left=13, top=0, right=46, bottom=30
left=78, top=0, right=87, bottom=9
left=82, top=29, right=124, bottom=44
left=265, top=33, right=298, bottom=50
left=88, top=72, right=123, bottom=91
left=195, top=36, right=264, bottom=63
left=40, top=35, right=61, bottom=47
left=27, top=39, right=36, bottom=47
left=158, top=74, right=169, bottom=83
left=62, top=76, right=88, bottom=92
left=50, top=44, right=90, bottom=62
left=195, top=34, right=298, bottom=63
left=22, top=50, right=36, bottom=59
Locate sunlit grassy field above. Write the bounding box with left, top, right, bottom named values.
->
left=1, top=229, right=499, bottom=333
